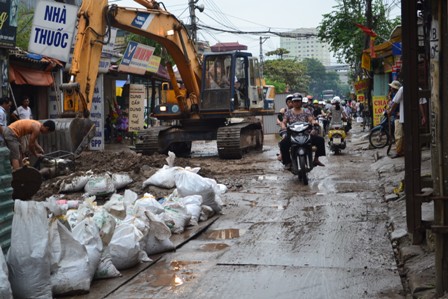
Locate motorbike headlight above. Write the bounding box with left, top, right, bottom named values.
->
left=291, top=133, right=309, bottom=144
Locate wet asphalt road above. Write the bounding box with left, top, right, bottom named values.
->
left=106, top=124, right=404, bottom=299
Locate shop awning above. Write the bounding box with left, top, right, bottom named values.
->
left=9, top=64, right=54, bottom=86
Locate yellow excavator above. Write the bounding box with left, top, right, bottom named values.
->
left=61, top=0, right=275, bottom=159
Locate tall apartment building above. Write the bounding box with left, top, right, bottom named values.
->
left=280, top=28, right=332, bottom=66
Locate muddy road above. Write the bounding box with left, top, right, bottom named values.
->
left=55, top=124, right=404, bottom=299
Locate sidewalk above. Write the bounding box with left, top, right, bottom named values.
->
left=352, top=124, right=439, bottom=298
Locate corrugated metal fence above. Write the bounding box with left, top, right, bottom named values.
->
left=0, top=147, right=13, bottom=254
left=263, top=93, right=288, bottom=134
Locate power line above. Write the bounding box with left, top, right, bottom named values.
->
left=196, top=24, right=316, bottom=38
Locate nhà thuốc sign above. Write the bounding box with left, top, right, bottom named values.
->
left=29, top=1, right=78, bottom=62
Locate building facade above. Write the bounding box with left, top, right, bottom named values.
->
left=280, top=28, right=332, bottom=66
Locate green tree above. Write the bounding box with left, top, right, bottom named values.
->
left=301, top=58, right=351, bottom=98
left=263, top=59, right=308, bottom=92
left=15, top=5, right=34, bottom=49
left=317, top=0, right=400, bottom=78
left=265, top=48, right=290, bottom=60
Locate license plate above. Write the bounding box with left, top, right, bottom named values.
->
left=333, top=137, right=341, bottom=145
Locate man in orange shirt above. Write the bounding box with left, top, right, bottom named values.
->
left=1, top=119, right=55, bottom=170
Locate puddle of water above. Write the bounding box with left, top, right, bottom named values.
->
left=128, top=260, right=201, bottom=294
left=204, top=228, right=242, bottom=240
left=199, top=243, right=230, bottom=251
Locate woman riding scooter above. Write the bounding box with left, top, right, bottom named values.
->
left=279, top=93, right=326, bottom=170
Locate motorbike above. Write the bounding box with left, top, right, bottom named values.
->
left=369, top=110, right=394, bottom=149
left=288, top=121, right=314, bottom=185
left=327, top=122, right=346, bottom=154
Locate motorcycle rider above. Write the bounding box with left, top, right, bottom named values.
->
left=279, top=93, right=326, bottom=169
left=276, top=94, right=294, bottom=161
left=312, top=99, right=327, bottom=136
left=327, top=96, right=347, bottom=128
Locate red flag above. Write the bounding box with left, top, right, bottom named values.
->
left=355, top=23, right=377, bottom=37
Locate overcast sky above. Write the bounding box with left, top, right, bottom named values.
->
left=112, top=0, right=401, bottom=60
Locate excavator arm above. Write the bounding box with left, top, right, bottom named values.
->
left=61, top=0, right=108, bottom=117
left=62, top=0, right=202, bottom=117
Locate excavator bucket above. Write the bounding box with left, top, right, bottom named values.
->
left=38, top=118, right=96, bottom=156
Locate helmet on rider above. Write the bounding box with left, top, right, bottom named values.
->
left=291, top=93, right=303, bottom=102
left=285, top=94, right=294, bottom=104
left=341, top=100, right=346, bottom=105
left=313, top=99, right=319, bottom=104
left=331, top=96, right=341, bottom=104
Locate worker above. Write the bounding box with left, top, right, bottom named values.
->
left=1, top=119, right=55, bottom=170
left=11, top=95, right=33, bottom=121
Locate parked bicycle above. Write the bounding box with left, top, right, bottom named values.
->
left=369, top=110, right=394, bottom=149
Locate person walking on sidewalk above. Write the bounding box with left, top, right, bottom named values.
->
left=387, top=80, right=404, bottom=158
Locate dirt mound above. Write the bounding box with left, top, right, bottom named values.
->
left=31, top=150, right=238, bottom=201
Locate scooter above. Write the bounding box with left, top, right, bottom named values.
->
left=328, top=122, right=346, bottom=154
left=288, top=121, right=314, bottom=185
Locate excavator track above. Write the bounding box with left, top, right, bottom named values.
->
left=217, top=122, right=264, bottom=159
left=134, top=126, right=171, bottom=155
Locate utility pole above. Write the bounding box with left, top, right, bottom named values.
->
left=188, top=0, right=204, bottom=43
left=259, top=36, right=269, bottom=78
left=365, top=0, right=373, bottom=122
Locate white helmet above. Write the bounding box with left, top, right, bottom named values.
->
left=332, top=96, right=340, bottom=104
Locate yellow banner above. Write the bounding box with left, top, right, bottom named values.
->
left=372, top=95, right=388, bottom=127
left=361, top=52, right=371, bottom=71
left=147, top=55, right=161, bottom=73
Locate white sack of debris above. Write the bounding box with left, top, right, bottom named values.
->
left=108, top=222, right=150, bottom=270
left=49, top=219, right=91, bottom=296
left=7, top=200, right=52, bottom=298
left=0, top=248, right=12, bottom=299
left=142, top=151, right=200, bottom=189
left=59, top=171, right=93, bottom=193
left=84, top=174, right=116, bottom=196
left=111, top=173, right=133, bottom=190
left=174, top=171, right=222, bottom=213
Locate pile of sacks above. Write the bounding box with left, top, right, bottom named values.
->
left=0, top=153, right=226, bottom=298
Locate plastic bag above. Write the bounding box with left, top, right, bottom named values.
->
left=7, top=200, right=52, bottom=298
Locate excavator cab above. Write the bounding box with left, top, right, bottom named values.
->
left=200, top=52, right=265, bottom=113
